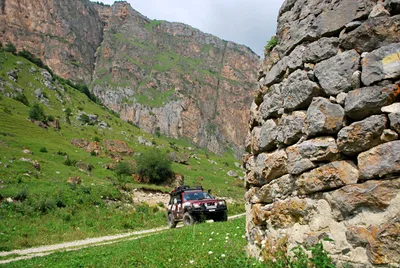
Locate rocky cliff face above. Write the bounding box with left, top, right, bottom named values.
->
left=0, top=0, right=259, bottom=154
left=91, top=2, right=259, bottom=154
left=245, top=0, right=400, bottom=266
left=0, top=0, right=104, bottom=83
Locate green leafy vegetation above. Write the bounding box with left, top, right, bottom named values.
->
left=4, top=42, right=16, bottom=54
left=144, top=19, right=163, bottom=31
left=0, top=50, right=246, bottom=252
left=265, top=36, right=278, bottom=52
left=28, top=103, right=47, bottom=122
left=135, top=149, right=173, bottom=184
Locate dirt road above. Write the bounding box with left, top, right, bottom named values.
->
left=0, top=213, right=246, bottom=264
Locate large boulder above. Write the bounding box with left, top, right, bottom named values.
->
left=358, top=140, right=400, bottom=179
left=103, top=140, right=134, bottom=156
left=245, top=174, right=296, bottom=204
left=305, top=97, right=345, bottom=137
left=257, top=149, right=288, bottom=182
left=361, top=43, right=400, bottom=86
left=297, top=161, right=359, bottom=194
left=303, top=37, right=340, bottom=64
left=344, top=84, right=400, bottom=120
left=286, top=137, right=340, bottom=175
left=314, top=50, right=360, bottom=96
left=337, top=114, right=387, bottom=155
left=251, top=120, right=277, bottom=153
left=259, top=83, right=284, bottom=119
left=340, top=15, right=400, bottom=53
left=283, top=70, right=321, bottom=111
left=327, top=178, right=400, bottom=221
left=276, top=111, right=306, bottom=146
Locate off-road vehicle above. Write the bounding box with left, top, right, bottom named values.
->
left=167, top=185, right=228, bottom=228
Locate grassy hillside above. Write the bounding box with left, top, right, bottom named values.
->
left=0, top=51, right=246, bottom=251
left=2, top=217, right=265, bottom=267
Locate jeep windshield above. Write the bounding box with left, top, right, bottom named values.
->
left=183, top=191, right=214, bottom=201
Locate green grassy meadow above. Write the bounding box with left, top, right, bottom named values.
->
left=0, top=51, right=246, bottom=251
left=2, top=217, right=265, bottom=268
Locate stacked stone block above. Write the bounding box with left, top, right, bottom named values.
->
left=244, top=0, right=400, bottom=266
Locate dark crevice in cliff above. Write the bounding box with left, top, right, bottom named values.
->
left=0, top=0, right=5, bottom=15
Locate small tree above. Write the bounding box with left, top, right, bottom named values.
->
left=5, top=42, right=17, bottom=54
left=135, top=149, right=173, bottom=184
left=29, top=103, right=47, bottom=122
left=65, top=107, right=72, bottom=124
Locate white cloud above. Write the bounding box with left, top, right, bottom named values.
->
left=92, top=0, right=285, bottom=55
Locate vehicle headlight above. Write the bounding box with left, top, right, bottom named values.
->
left=218, top=201, right=225, bottom=206
left=193, top=203, right=201, bottom=208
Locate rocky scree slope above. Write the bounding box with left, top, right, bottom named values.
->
left=244, top=0, right=400, bottom=267
left=0, top=0, right=259, bottom=154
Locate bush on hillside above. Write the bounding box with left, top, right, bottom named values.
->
left=29, top=103, right=47, bottom=122
left=64, top=107, right=72, bottom=124
left=4, top=42, right=16, bottom=54
left=40, top=147, right=48, bottom=153
left=135, top=149, right=173, bottom=184
left=265, top=36, right=278, bottom=52
left=114, top=162, right=134, bottom=178
left=13, top=93, right=29, bottom=106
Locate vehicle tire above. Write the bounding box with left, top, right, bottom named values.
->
left=168, top=213, right=177, bottom=228
left=214, top=212, right=228, bottom=222
left=183, top=212, right=196, bottom=226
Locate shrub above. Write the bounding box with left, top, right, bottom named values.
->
left=14, top=188, right=29, bottom=201
left=265, top=36, right=278, bottom=52
left=13, top=93, right=29, bottom=106
left=114, top=162, right=134, bottom=179
left=17, top=49, right=46, bottom=69
left=37, top=198, right=56, bottom=214
left=64, top=107, right=72, bottom=124
left=4, top=42, right=16, bottom=54
left=47, top=115, right=55, bottom=122
left=63, top=157, right=76, bottom=166
left=135, top=149, right=173, bottom=184
left=29, top=103, right=47, bottom=122
left=39, top=147, right=48, bottom=153
left=80, top=114, right=91, bottom=125
left=57, top=151, right=67, bottom=156
left=93, top=136, right=101, bottom=142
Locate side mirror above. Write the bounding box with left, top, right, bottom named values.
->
left=208, top=189, right=211, bottom=194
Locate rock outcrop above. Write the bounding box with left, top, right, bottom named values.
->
left=0, top=0, right=259, bottom=154
left=245, top=0, right=400, bottom=266
left=91, top=2, right=259, bottom=154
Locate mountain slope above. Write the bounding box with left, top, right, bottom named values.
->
left=0, top=0, right=259, bottom=154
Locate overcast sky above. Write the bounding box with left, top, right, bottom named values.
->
left=92, top=0, right=285, bottom=56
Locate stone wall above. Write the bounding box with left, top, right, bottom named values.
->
left=244, top=0, right=400, bottom=266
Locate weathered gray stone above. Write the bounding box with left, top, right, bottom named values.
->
left=380, top=129, right=398, bottom=141
left=337, top=115, right=387, bottom=155
left=286, top=137, right=340, bottom=175
left=254, top=150, right=288, bottom=184
left=328, top=178, right=400, bottom=221
left=305, top=97, right=345, bottom=137
left=369, top=3, right=391, bottom=18
left=276, top=111, right=306, bottom=146
left=251, top=120, right=277, bottom=153
left=287, top=45, right=306, bottom=72
left=314, top=50, right=361, bottom=96
left=283, top=70, right=321, bottom=111
left=345, top=84, right=400, bottom=120
left=259, top=83, right=283, bottom=119
left=362, top=43, right=400, bottom=85
left=262, top=58, right=288, bottom=87
left=345, top=21, right=363, bottom=31
left=388, top=112, right=400, bottom=133
left=297, top=161, right=359, bottom=194
left=303, top=37, right=339, bottom=64
left=247, top=174, right=295, bottom=204
left=352, top=70, right=362, bottom=90
left=358, top=140, right=400, bottom=179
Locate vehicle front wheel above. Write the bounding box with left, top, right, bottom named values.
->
left=168, top=213, right=177, bottom=228
left=214, top=212, right=228, bottom=222
left=183, top=212, right=196, bottom=226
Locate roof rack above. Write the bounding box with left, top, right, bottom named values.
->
left=170, top=185, right=203, bottom=195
